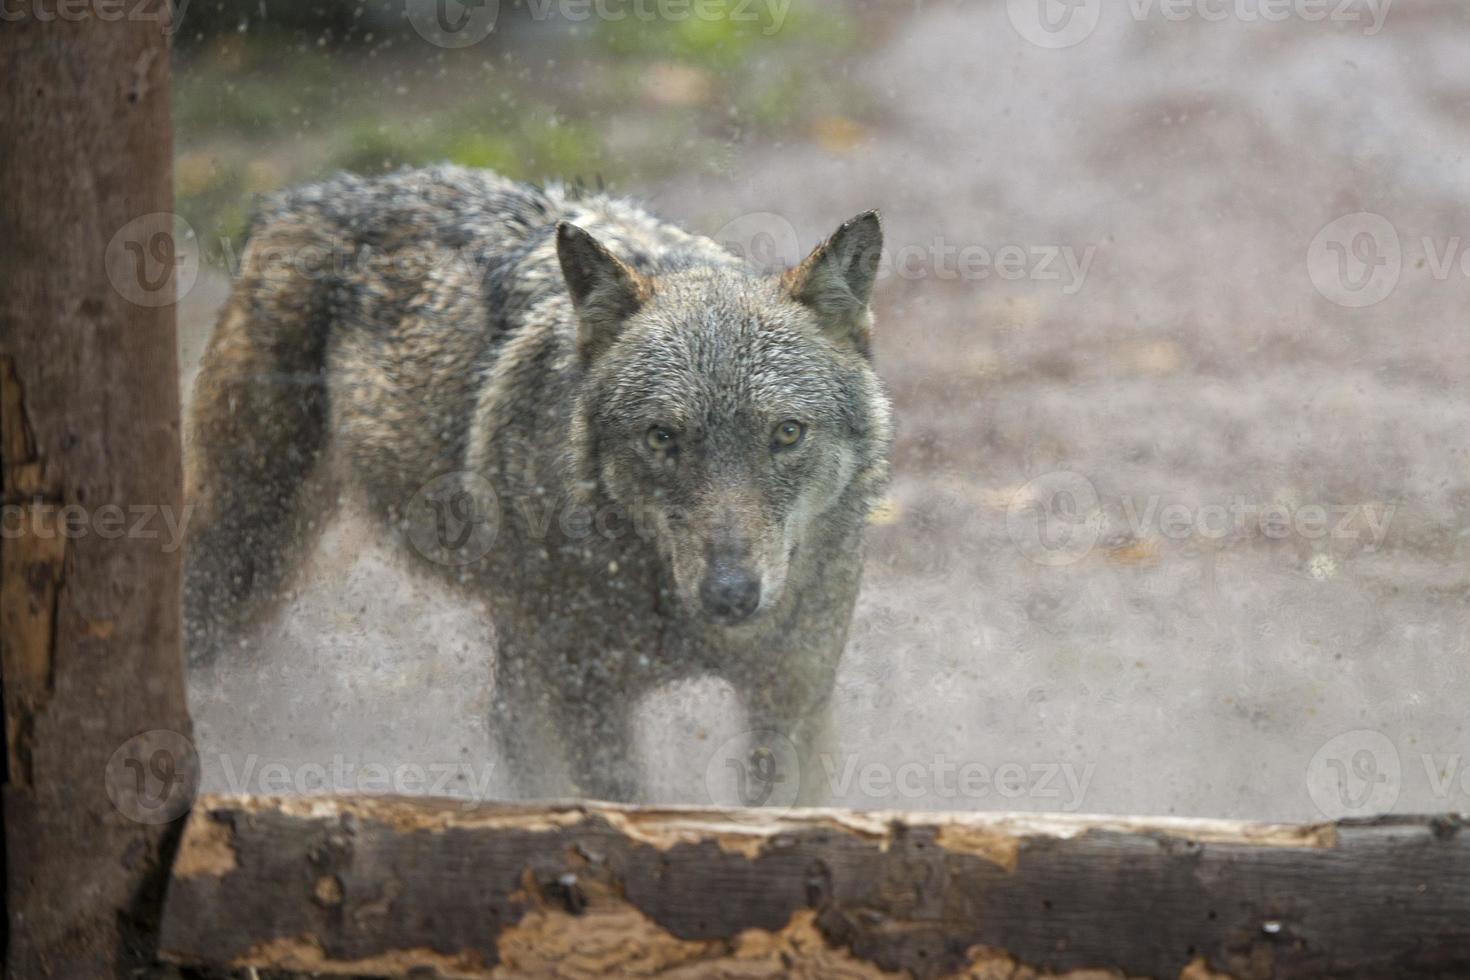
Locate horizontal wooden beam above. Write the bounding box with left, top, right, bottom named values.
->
left=159, top=794, right=1469, bottom=979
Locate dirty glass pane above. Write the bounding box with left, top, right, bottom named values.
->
left=175, top=0, right=1451, bottom=821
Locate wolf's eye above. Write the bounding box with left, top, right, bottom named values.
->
left=646, top=426, right=676, bottom=452
left=772, top=420, right=806, bottom=450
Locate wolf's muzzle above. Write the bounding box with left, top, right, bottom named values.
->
left=699, top=561, right=762, bottom=623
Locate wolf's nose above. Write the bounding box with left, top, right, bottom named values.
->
left=700, top=565, right=762, bottom=622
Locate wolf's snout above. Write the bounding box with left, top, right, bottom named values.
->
left=699, top=561, right=762, bottom=623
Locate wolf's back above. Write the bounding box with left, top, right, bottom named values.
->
left=183, top=167, right=556, bottom=657
left=183, top=167, right=738, bottom=661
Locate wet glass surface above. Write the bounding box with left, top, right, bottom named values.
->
left=177, top=0, right=1466, bottom=821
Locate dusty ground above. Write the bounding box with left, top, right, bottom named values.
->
left=185, top=0, right=1470, bottom=821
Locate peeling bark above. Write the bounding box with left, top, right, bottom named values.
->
left=0, top=493, right=66, bottom=788
left=174, top=812, right=239, bottom=879
left=160, top=795, right=1470, bottom=979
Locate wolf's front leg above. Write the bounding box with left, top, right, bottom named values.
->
left=489, top=666, right=575, bottom=801
left=548, top=678, right=643, bottom=803
left=491, top=647, right=643, bottom=803
left=740, top=668, right=841, bottom=808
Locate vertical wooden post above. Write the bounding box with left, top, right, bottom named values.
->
left=0, top=5, right=193, bottom=976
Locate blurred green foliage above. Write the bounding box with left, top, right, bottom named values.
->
left=173, top=0, right=868, bottom=268
left=597, top=0, right=855, bottom=68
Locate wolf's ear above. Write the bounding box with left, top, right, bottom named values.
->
left=557, top=221, right=652, bottom=362
left=781, top=211, right=882, bottom=357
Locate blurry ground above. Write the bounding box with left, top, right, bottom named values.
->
left=183, top=0, right=1470, bottom=821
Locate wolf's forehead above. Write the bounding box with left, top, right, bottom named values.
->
left=607, top=327, right=846, bottom=423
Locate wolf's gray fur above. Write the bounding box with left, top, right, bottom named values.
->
left=185, top=166, right=892, bottom=802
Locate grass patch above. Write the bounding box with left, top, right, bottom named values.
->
left=333, top=109, right=604, bottom=181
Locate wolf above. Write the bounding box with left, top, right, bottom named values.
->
left=184, top=166, right=892, bottom=803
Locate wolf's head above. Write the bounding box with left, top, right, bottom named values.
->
left=562, top=213, right=893, bottom=626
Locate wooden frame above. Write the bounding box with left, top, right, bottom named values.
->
left=3, top=11, right=1468, bottom=980
left=157, top=795, right=1470, bottom=979
left=2, top=8, right=192, bottom=977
